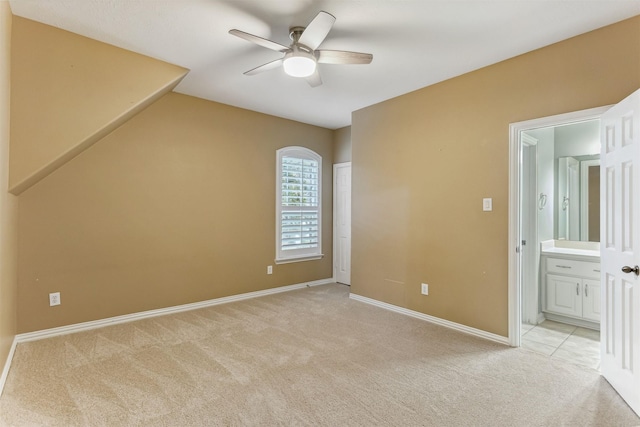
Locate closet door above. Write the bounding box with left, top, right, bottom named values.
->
left=333, top=162, right=351, bottom=285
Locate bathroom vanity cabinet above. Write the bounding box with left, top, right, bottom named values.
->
left=540, top=244, right=601, bottom=329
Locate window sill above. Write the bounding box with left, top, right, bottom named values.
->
left=275, top=254, right=324, bottom=265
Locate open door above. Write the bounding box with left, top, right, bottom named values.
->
left=601, top=89, right=640, bottom=414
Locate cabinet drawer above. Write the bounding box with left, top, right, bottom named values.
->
left=546, top=257, right=601, bottom=279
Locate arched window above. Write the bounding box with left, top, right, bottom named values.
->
left=276, top=146, right=322, bottom=263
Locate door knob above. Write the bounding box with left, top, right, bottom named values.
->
left=622, top=265, right=640, bottom=276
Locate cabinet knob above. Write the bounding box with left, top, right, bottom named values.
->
left=622, top=265, right=640, bottom=276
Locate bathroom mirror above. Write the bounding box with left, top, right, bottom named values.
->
left=556, top=155, right=600, bottom=242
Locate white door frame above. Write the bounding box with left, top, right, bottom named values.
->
left=333, top=162, right=351, bottom=284
left=508, top=106, right=611, bottom=346
left=520, top=134, right=539, bottom=325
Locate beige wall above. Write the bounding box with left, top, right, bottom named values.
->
left=0, top=2, right=18, bottom=368
left=10, top=17, right=188, bottom=195
left=351, top=16, right=640, bottom=337
left=18, top=93, right=333, bottom=333
left=333, top=126, right=352, bottom=163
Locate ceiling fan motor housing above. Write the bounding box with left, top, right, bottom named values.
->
left=289, top=26, right=306, bottom=42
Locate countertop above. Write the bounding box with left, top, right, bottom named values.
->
left=540, top=240, right=600, bottom=260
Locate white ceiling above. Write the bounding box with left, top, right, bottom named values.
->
left=9, top=1, right=640, bottom=129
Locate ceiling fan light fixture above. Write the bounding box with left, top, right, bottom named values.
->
left=230, top=11, right=372, bottom=87
left=283, top=50, right=316, bottom=77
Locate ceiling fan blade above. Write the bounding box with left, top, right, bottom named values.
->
left=305, top=70, right=322, bottom=87
left=244, top=58, right=284, bottom=76
left=298, top=11, right=336, bottom=50
left=317, top=50, right=373, bottom=65
left=229, top=29, right=290, bottom=52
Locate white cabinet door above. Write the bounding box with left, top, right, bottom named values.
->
left=546, top=274, right=582, bottom=317
left=583, top=278, right=601, bottom=322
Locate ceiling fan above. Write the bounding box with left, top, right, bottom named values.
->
left=229, top=11, right=373, bottom=87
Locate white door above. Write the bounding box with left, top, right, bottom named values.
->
left=333, top=163, right=351, bottom=285
left=601, top=89, right=640, bottom=415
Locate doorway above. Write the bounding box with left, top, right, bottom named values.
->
left=509, top=90, right=640, bottom=415
left=508, top=106, right=610, bottom=352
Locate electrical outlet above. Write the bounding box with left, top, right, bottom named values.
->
left=421, top=283, right=429, bottom=295
left=267, top=265, right=273, bottom=275
left=49, top=292, right=61, bottom=306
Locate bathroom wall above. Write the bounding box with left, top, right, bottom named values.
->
left=554, top=120, right=600, bottom=158
left=526, top=127, right=555, bottom=242
left=528, top=119, right=600, bottom=244
left=553, top=120, right=600, bottom=240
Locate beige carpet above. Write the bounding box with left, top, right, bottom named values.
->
left=0, top=283, right=638, bottom=426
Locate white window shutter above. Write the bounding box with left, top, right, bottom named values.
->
left=276, top=147, right=322, bottom=263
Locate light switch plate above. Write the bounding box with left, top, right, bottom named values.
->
left=483, top=198, right=493, bottom=211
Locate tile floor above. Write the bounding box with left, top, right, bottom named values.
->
left=521, top=320, right=600, bottom=370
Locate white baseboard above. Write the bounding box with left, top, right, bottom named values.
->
left=0, top=337, right=17, bottom=397
left=0, top=278, right=333, bottom=397
left=16, top=278, right=334, bottom=344
left=349, top=293, right=510, bottom=346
